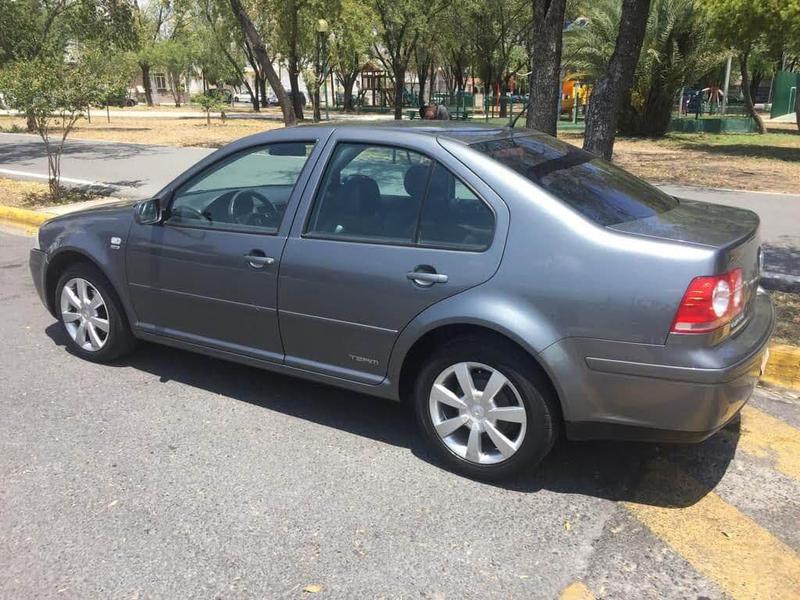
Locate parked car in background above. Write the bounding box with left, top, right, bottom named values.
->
left=29, top=122, right=774, bottom=480
left=232, top=90, right=252, bottom=103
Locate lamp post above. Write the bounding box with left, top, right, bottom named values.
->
left=316, top=19, right=329, bottom=122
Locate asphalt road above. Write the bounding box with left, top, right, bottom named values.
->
left=0, top=132, right=212, bottom=199
left=2, top=229, right=800, bottom=599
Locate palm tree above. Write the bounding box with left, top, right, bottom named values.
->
left=567, top=0, right=721, bottom=138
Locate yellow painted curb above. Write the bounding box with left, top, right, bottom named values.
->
left=762, top=344, right=800, bottom=391
left=0, top=204, right=53, bottom=231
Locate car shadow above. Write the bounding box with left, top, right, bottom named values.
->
left=45, top=323, right=739, bottom=508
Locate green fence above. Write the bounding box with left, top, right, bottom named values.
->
left=770, top=71, right=798, bottom=119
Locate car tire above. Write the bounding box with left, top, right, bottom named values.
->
left=413, top=337, right=558, bottom=481
left=55, top=262, right=136, bottom=363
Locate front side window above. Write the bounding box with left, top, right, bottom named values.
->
left=306, top=143, right=494, bottom=250
left=167, top=142, right=315, bottom=234
left=472, top=134, right=678, bottom=226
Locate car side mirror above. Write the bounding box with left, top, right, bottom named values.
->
left=134, top=198, right=162, bottom=225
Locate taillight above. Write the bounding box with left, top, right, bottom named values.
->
left=671, top=268, right=744, bottom=334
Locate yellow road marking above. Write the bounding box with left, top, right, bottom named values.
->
left=557, top=581, right=595, bottom=600
left=737, top=405, right=800, bottom=481
left=626, top=461, right=800, bottom=600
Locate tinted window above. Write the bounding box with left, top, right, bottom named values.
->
left=167, top=142, right=315, bottom=233
left=306, top=143, right=495, bottom=250
left=306, top=144, right=432, bottom=243
left=418, top=162, right=494, bottom=250
left=472, top=134, right=677, bottom=226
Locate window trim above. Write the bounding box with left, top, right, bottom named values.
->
left=301, top=141, right=496, bottom=252
left=163, top=141, right=317, bottom=237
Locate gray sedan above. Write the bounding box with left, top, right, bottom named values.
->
left=29, top=122, right=774, bottom=479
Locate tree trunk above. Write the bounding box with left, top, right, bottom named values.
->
left=418, top=71, right=427, bottom=108
left=259, top=75, right=268, bottom=108
left=141, top=63, right=154, bottom=107
left=312, top=86, right=322, bottom=121
left=583, top=0, right=652, bottom=159
left=288, top=64, right=304, bottom=120
left=228, top=0, right=296, bottom=126
left=739, top=52, right=766, bottom=134
left=26, top=110, right=36, bottom=132
left=526, top=0, right=567, bottom=135
left=341, top=72, right=356, bottom=111
left=393, top=65, right=406, bottom=120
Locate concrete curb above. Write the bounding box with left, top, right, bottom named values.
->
left=0, top=205, right=53, bottom=234
left=762, top=344, right=800, bottom=392
left=760, top=272, right=800, bottom=294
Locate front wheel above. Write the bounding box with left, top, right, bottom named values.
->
left=56, top=263, right=136, bottom=362
left=414, top=338, right=558, bottom=480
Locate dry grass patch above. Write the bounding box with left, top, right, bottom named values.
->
left=0, top=177, right=98, bottom=209
left=771, top=291, right=800, bottom=347
left=559, top=130, right=800, bottom=194
left=0, top=115, right=281, bottom=148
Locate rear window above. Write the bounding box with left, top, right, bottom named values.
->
left=472, top=134, right=677, bottom=226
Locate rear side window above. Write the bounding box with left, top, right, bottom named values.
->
left=472, top=134, right=677, bottom=226
left=418, top=162, right=494, bottom=250
left=306, top=143, right=494, bottom=250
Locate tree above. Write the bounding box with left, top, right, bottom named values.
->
left=470, top=0, right=530, bottom=117
left=193, top=91, right=225, bottom=125
left=0, top=57, right=102, bottom=197
left=777, top=1, right=800, bottom=130
left=151, top=38, right=195, bottom=106
left=228, top=0, right=297, bottom=125
left=526, top=0, right=567, bottom=135
left=82, top=46, right=138, bottom=122
left=197, top=0, right=259, bottom=110
left=702, top=0, right=785, bottom=135
left=330, top=0, right=374, bottom=111
left=568, top=0, right=718, bottom=138
left=372, top=0, right=449, bottom=119
left=582, top=0, right=651, bottom=159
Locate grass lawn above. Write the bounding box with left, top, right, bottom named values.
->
left=0, top=177, right=99, bottom=209
left=770, top=291, right=800, bottom=346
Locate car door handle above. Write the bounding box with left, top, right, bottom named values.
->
left=245, top=252, right=275, bottom=269
left=406, top=270, right=448, bottom=286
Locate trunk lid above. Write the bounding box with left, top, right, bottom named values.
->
left=609, top=199, right=762, bottom=335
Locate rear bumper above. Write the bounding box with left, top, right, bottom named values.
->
left=542, top=291, right=775, bottom=443
left=29, top=248, right=49, bottom=310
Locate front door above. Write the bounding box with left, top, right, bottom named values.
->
left=278, top=135, right=508, bottom=383
left=126, top=141, right=318, bottom=363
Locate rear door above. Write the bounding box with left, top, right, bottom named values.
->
left=278, top=129, right=509, bottom=383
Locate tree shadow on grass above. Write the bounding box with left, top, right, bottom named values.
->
left=672, top=143, right=800, bottom=163
left=45, top=322, right=739, bottom=508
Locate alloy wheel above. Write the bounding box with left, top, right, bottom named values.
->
left=60, top=278, right=110, bottom=352
left=428, top=362, right=527, bottom=465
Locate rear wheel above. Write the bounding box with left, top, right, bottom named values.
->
left=414, top=337, right=557, bottom=480
left=56, top=263, right=136, bottom=362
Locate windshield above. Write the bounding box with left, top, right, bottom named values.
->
left=471, top=134, right=678, bottom=226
